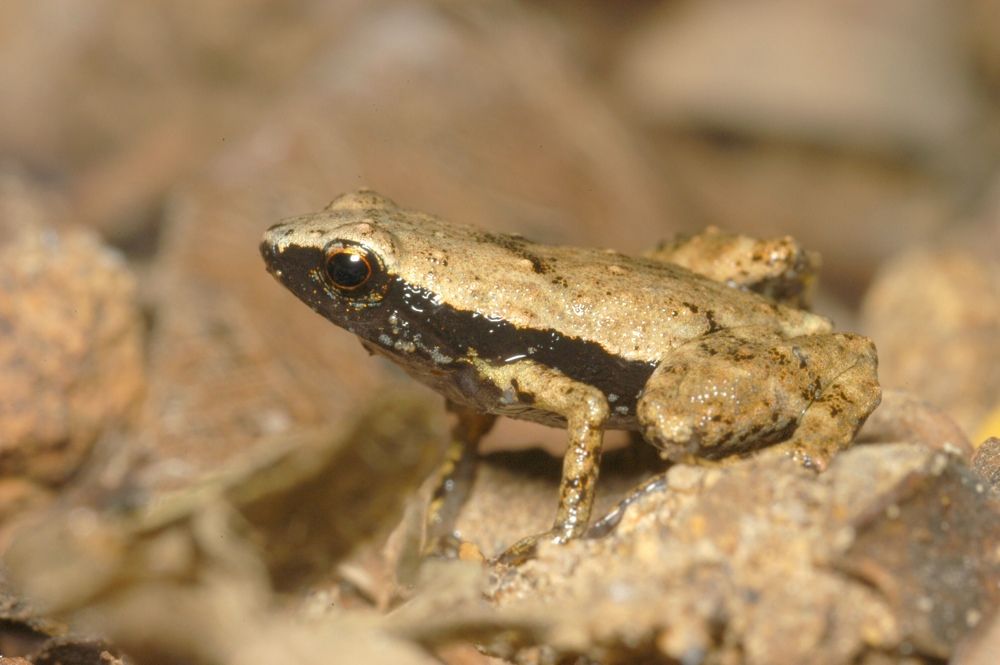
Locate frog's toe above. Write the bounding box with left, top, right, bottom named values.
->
left=636, top=405, right=703, bottom=460
left=492, top=529, right=567, bottom=567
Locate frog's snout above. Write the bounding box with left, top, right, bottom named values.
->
left=259, top=231, right=281, bottom=275
left=260, top=222, right=300, bottom=266
left=259, top=224, right=331, bottom=296
left=261, top=221, right=289, bottom=246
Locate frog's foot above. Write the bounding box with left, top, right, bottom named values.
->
left=637, top=329, right=880, bottom=466
left=421, top=531, right=486, bottom=562
left=585, top=475, right=670, bottom=539
left=421, top=531, right=466, bottom=560
left=766, top=335, right=881, bottom=469
left=492, top=528, right=569, bottom=567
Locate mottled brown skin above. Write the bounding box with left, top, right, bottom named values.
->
left=260, top=190, right=881, bottom=561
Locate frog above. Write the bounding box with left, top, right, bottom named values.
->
left=260, top=190, right=881, bottom=562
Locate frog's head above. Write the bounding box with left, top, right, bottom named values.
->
left=260, top=192, right=405, bottom=335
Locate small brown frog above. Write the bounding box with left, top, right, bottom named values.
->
left=260, top=191, right=880, bottom=561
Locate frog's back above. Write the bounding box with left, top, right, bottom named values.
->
left=382, top=207, right=830, bottom=363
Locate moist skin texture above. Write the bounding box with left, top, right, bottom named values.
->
left=261, top=190, right=881, bottom=560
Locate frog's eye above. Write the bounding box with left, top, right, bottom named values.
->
left=325, top=247, right=374, bottom=291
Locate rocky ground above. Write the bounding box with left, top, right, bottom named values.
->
left=1, top=2, right=998, bottom=664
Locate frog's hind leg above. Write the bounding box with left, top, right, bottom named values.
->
left=768, top=333, right=880, bottom=468
left=646, top=228, right=820, bottom=308
left=636, top=329, right=880, bottom=469
left=422, top=403, right=496, bottom=558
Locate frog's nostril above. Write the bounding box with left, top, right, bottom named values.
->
left=259, top=238, right=280, bottom=263
left=261, top=224, right=288, bottom=247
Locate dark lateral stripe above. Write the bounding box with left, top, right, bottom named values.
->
left=383, top=279, right=657, bottom=410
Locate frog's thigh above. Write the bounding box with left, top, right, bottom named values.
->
left=647, top=229, right=816, bottom=307
left=482, top=360, right=610, bottom=541
left=637, top=330, right=879, bottom=465
left=637, top=329, right=803, bottom=459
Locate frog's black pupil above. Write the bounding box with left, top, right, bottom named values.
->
left=327, top=251, right=371, bottom=289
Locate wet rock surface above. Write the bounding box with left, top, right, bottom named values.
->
left=431, top=444, right=997, bottom=664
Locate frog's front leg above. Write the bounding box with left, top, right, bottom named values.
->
left=475, top=360, right=609, bottom=564
left=637, top=329, right=880, bottom=468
